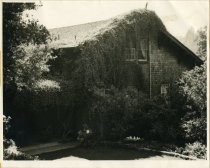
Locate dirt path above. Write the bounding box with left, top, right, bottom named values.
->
left=20, top=142, right=191, bottom=160
left=55, top=154, right=182, bottom=160
left=20, top=141, right=80, bottom=155
left=38, top=145, right=184, bottom=160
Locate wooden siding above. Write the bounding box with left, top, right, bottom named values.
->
left=149, top=35, right=188, bottom=96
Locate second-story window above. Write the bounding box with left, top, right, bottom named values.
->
left=161, top=84, right=169, bottom=95
left=139, top=39, right=148, bottom=59
left=126, top=39, right=148, bottom=61
left=130, top=48, right=136, bottom=59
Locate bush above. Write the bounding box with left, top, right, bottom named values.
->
left=4, top=139, right=38, bottom=160
left=77, top=124, right=96, bottom=147
left=3, top=115, right=38, bottom=160
left=89, top=86, right=142, bottom=140
left=127, top=96, right=183, bottom=143
left=181, top=117, right=206, bottom=144
left=89, top=86, right=183, bottom=143
left=182, top=142, right=207, bottom=159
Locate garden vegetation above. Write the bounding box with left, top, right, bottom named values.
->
left=3, top=3, right=207, bottom=160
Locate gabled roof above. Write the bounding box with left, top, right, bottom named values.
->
left=49, top=19, right=112, bottom=48
left=49, top=9, right=202, bottom=65
left=49, top=9, right=167, bottom=48
left=159, top=30, right=203, bottom=65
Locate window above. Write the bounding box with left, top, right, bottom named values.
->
left=125, top=39, right=148, bottom=61
left=137, top=49, right=147, bottom=60
left=140, top=39, right=148, bottom=59
left=161, top=84, right=169, bottom=95
left=130, top=48, right=136, bottom=59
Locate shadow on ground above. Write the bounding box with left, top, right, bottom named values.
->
left=38, top=146, right=163, bottom=160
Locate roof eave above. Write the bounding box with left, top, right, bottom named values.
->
left=160, top=30, right=203, bottom=66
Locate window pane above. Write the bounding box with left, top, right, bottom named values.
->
left=141, top=39, right=148, bottom=59
left=137, top=49, right=146, bottom=59
left=131, top=48, right=135, bottom=59
left=161, top=84, right=169, bottom=95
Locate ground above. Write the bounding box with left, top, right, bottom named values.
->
left=52, top=147, right=182, bottom=160
left=20, top=141, right=190, bottom=160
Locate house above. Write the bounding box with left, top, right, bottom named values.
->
left=49, top=9, right=202, bottom=98
left=14, top=9, right=202, bottom=144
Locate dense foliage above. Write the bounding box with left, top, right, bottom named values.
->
left=3, top=2, right=53, bottom=121
left=175, top=141, right=207, bottom=159
left=3, top=3, right=54, bottom=159
left=182, top=142, right=207, bottom=159
left=3, top=3, right=50, bottom=89
left=3, top=4, right=206, bottom=160
left=178, top=26, right=207, bottom=145
left=179, top=63, right=206, bottom=116
left=174, top=26, right=207, bottom=159
left=89, top=86, right=185, bottom=143
left=13, top=44, right=55, bottom=90
left=3, top=115, right=38, bottom=160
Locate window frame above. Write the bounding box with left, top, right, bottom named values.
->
left=125, top=39, right=148, bottom=62
left=161, top=84, right=169, bottom=95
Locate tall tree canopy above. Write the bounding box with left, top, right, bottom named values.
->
left=179, top=26, right=207, bottom=114
left=196, top=26, right=207, bottom=61
left=3, top=3, right=50, bottom=91
left=3, top=2, right=55, bottom=121
left=178, top=26, right=207, bottom=144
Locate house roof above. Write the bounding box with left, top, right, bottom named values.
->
left=160, top=31, right=203, bottom=65
left=49, top=9, right=166, bottom=48
left=49, top=9, right=202, bottom=65
left=49, top=19, right=112, bottom=48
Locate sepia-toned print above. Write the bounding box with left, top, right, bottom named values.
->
left=2, top=0, right=208, bottom=164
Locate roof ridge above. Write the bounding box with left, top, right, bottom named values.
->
left=49, top=8, right=148, bottom=30
left=49, top=9, right=165, bottom=48
left=49, top=19, right=110, bottom=31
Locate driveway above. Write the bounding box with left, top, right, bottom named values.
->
left=38, top=145, right=183, bottom=160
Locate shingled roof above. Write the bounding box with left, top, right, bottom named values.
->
left=49, top=9, right=167, bottom=48
left=49, top=19, right=112, bottom=48
left=49, top=9, right=202, bottom=65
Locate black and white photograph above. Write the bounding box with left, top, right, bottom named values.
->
left=1, top=0, right=209, bottom=167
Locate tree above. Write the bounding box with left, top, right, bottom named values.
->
left=13, top=44, right=54, bottom=90
left=3, top=115, right=38, bottom=160
left=178, top=26, right=207, bottom=144
left=3, top=3, right=56, bottom=152
left=3, top=3, right=52, bottom=116
left=179, top=26, right=207, bottom=115
left=3, top=3, right=50, bottom=95
left=196, top=26, right=207, bottom=61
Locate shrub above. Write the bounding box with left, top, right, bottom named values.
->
left=4, top=139, right=38, bottom=160
left=177, top=27, right=207, bottom=149
left=127, top=96, right=183, bottom=143
left=90, top=86, right=142, bottom=141
left=77, top=124, right=95, bottom=146
left=89, top=86, right=183, bottom=143
left=3, top=115, right=38, bottom=160
left=13, top=44, right=55, bottom=91
left=181, top=117, right=206, bottom=144
left=182, top=142, right=207, bottom=159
